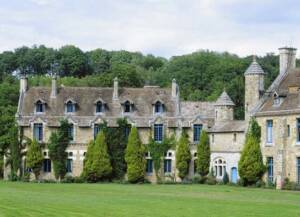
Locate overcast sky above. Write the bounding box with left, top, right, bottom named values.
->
left=0, top=0, right=299, bottom=58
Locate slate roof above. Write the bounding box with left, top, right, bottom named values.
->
left=208, top=120, right=246, bottom=133
left=244, top=57, right=265, bottom=75
left=215, top=91, right=235, bottom=106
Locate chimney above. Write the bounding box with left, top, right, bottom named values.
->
left=279, top=47, right=297, bottom=75
left=113, top=77, right=119, bottom=100
left=172, top=79, right=178, bottom=98
left=51, top=74, right=57, bottom=98
left=20, top=74, right=28, bottom=93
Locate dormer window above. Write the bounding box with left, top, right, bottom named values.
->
left=154, top=101, right=164, bottom=114
left=273, top=92, right=284, bottom=107
left=66, top=100, right=76, bottom=113
left=124, top=101, right=131, bottom=113
left=35, top=100, right=45, bottom=113
left=96, top=101, right=103, bottom=113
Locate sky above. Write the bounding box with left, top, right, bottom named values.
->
left=0, top=0, right=299, bottom=58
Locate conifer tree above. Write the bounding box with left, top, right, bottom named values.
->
left=196, top=130, right=210, bottom=177
left=125, top=127, right=145, bottom=183
left=238, top=118, right=266, bottom=185
left=26, top=139, right=43, bottom=180
left=176, top=131, right=191, bottom=180
left=82, top=140, right=95, bottom=180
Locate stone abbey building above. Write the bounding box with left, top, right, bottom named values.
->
left=4, top=47, right=300, bottom=188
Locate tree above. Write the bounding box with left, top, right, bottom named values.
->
left=176, top=131, right=191, bottom=180
left=82, top=140, right=95, bottom=180
left=125, top=127, right=145, bottom=183
left=238, top=118, right=266, bottom=185
left=26, top=139, right=43, bottom=180
left=90, top=131, right=112, bottom=182
left=196, top=130, right=210, bottom=177
left=48, top=120, right=70, bottom=181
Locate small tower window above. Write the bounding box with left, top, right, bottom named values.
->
left=154, top=101, right=164, bottom=113
left=36, top=100, right=44, bottom=113
left=96, top=101, right=103, bottom=113
left=124, top=101, right=131, bottom=113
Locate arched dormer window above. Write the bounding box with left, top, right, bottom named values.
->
left=66, top=100, right=76, bottom=113
left=96, top=101, right=103, bottom=113
left=154, top=101, right=164, bottom=114
left=35, top=100, right=45, bottom=113
left=124, top=101, right=131, bottom=113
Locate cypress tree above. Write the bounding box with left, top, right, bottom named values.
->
left=125, top=127, right=145, bottom=183
left=196, top=130, right=210, bottom=177
left=238, top=118, right=266, bottom=185
left=82, top=140, right=95, bottom=181
left=26, top=139, right=43, bottom=180
left=176, top=131, right=191, bottom=180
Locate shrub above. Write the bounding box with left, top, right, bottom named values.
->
left=176, top=131, right=191, bottom=180
left=222, top=172, right=229, bottom=184
left=196, top=130, right=210, bottom=177
left=282, top=178, right=300, bottom=191
left=206, top=176, right=217, bottom=185
left=192, top=174, right=207, bottom=184
left=26, top=139, right=43, bottom=180
left=125, top=127, right=146, bottom=183
left=82, top=140, right=95, bottom=180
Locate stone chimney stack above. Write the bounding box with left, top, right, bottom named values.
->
left=113, top=77, right=119, bottom=100
left=20, top=74, right=28, bottom=93
left=172, top=78, right=178, bottom=98
left=279, top=47, right=297, bottom=75
left=51, top=74, right=57, bottom=98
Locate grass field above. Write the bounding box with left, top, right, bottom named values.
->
left=0, top=182, right=300, bottom=217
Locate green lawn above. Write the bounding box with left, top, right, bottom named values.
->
left=0, top=182, right=300, bottom=217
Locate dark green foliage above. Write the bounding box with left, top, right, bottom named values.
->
left=206, top=167, right=217, bottom=185
left=176, top=132, right=191, bottom=180
left=223, top=172, right=229, bottom=184
left=82, top=140, right=95, bottom=181
left=125, top=127, right=146, bottom=183
left=196, top=130, right=210, bottom=177
left=26, top=139, right=43, bottom=180
left=238, top=119, right=266, bottom=185
left=48, top=120, right=70, bottom=180
left=0, top=154, right=3, bottom=178
left=147, top=136, right=175, bottom=181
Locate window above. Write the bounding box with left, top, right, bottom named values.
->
left=94, top=124, right=101, bottom=139
left=287, top=125, right=290, bottom=137
left=154, top=101, right=163, bottom=113
left=297, top=119, right=300, bottom=142
left=36, top=100, right=44, bottom=113
left=33, top=123, right=43, bottom=142
left=214, top=158, right=226, bottom=178
left=193, top=124, right=202, bottom=142
left=68, top=124, right=74, bottom=141
left=266, top=120, right=273, bottom=143
left=233, top=133, right=237, bottom=142
left=273, top=97, right=281, bottom=106
left=66, top=159, right=73, bottom=173
left=212, top=134, right=215, bottom=143
left=66, top=101, right=75, bottom=113
left=297, top=157, right=300, bottom=184
left=146, top=159, right=153, bottom=174
left=164, top=159, right=172, bottom=173
left=124, top=125, right=131, bottom=139
left=267, top=157, right=273, bottom=183
left=194, top=159, right=197, bottom=174
left=124, top=101, right=131, bottom=113
left=96, top=101, right=103, bottom=113
left=154, top=124, right=163, bottom=142
left=43, top=159, right=51, bottom=173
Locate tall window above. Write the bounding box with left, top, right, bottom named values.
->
left=68, top=124, right=74, bottom=141
left=154, top=101, right=163, bottom=114
left=146, top=159, right=153, bottom=174
left=297, top=157, right=300, bottom=184
left=154, top=124, right=163, bottom=142
left=287, top=124, right=290, bottom=137
left=124, top=101, right=131, bottom=113
left=94, top=124, right=101, bottom=139
left=66, top=101, right=75, bottom=113
left=267, top=157, right=273, bottom=183
left=164, top=159, right=172, bottom=173
left=66, top=159, right=73, bottom=173
left=194, top=159, right=197, bottom=174
left=297, top=119, right=300, bottom=142
left=36, top=100, right=44, bottom=113
left=33, top=123, right=43, bottom=142
left=266, top=120, right=273, bottom=143
left=193, top=124, right=202, bottom=142
left=124, top=125, right=131, bottom=139
left=43, top=159, right=51, bottom=173
left=96, top=101, right=103, bottom=113
left=214, top=158, right=226, bottom=178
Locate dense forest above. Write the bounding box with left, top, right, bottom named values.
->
left=0, top=44, right=293, bottom=176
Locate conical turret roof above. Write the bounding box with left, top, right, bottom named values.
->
left=215, top=91, right=235, bottom=106
left=244, top=56, right=265, bottom=75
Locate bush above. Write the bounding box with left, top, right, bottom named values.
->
left=192, top=175, right=207, bottom=184
left=176, top=132, right=191, bottom=180
left=222, top=172, right=229, bottom=184
left=206, top=176, right=217, bottom=185
left=61, top=175, right=75, bottom=183
left=26, top=139, right=43, bottom=180
left=283, top=178, right=300, bottom=191
left=255, top=180, right=266, bottom=188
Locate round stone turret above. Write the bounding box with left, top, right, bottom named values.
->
left=214, top=90, right=235, bottom=122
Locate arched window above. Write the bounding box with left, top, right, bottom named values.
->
left=66, top=101, right=75, bottom=113
left=214, top=158, right=226, bottom=178
left=96, top=101, right=103, bottom=113
left=154, top=101, right=163, bottom=113
left=124, top=101, right=131, bottom=113
left=36, top=100, right=44, bottom=113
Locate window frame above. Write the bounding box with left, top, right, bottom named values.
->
left=66, top=159, right=73, bottom=173
left=297, top=157, right=300, bottom=184
left=35, top=100, right=44, bottom=113
left=164, top=159, right=172, bottom=174
left=96, top=101, right=104, bottom=113
left=267, top=157, right=274, bottom=183
left=154, top=101, right=164, bottom=114
left=154, top=124, right=163, bottom=143
left=146, top=159, right=153, bottom=174
left=297, top=119, right=300, bottom=144
left=94, top=124, right=101, bottom=139
left=33, top=123, right=43, bottom=142
left=266, top=120, right=273, bottom=144
left=43, top=159, right=51, bottom=173
left=68, top=124, right=74, bottom=142
left=193, top=124, right=202, bottom=143
left=66, top=101, right=75, bottom=113
left=124, top=101, right=131, bottom=113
